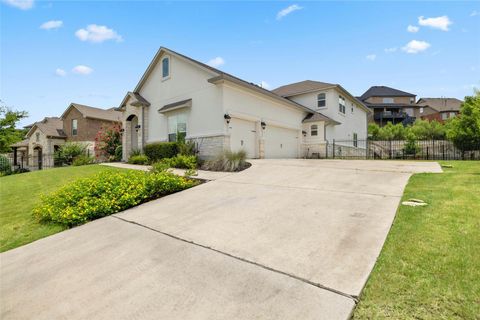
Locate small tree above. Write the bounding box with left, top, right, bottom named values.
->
left=403, top=132, right=420, bottom=156
left=94, top=124, right=122, bottom=161
left=446, top=90, right=480, bottom=154
left=368, top=123, right=380, bottom=140
left=408, top=119, right=446, bottom=140
left=0, top=101, right=28, bottom=153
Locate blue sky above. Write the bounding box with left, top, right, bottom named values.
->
left=1, top=0, right=479, bottom=127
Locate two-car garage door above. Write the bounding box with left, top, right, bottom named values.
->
left=230, top=118, right=299, bottom=159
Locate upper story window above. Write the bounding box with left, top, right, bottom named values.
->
left=36, top=132, right=40, bottom=142
left=311, top=125, right=318, bottom=136
left=317, top=93, right=326, bottom=108
left=168, top=113, right=187, bottom=142
left=338, top=96, right=346, bottom=114
left=383, top=97, right=394, bottom=103
left=420, top=107, right=424, bottom=114
left=71, top=119, right=78, bottom=136
left=162, top=57, right=170, bottom=79
left=410, top=97, right=415, bottom=104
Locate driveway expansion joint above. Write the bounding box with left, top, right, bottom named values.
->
left=111, top=215, right=358, bottom=303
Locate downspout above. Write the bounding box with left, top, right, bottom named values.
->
left=141, top=106, right=145, bottom=151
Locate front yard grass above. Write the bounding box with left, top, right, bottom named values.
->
left=0, top=165, right=124, bottom=252
left=354, top=161, right=480, bottom=319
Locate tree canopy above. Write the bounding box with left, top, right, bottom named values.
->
left=446, top=90, right=480, bottom=151
left=0, top=102, right=28, bottom=153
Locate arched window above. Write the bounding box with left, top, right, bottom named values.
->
left=311, top=125, right=318, bottom=136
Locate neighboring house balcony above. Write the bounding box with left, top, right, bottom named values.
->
left=374, top=111, right=416, bottom=126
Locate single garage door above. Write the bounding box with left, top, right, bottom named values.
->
left=264, top=126, right=299, bottom=158
left=229, top=118, right=257, bottom=158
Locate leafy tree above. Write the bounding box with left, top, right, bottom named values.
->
left=409, top=119, right=446, bottom=140
left=0, top=102, right=28, bottom=153
left=375, top=122, right=406, bottom=140
left=403, top=132, right=420, bottom=155
left=94, top=123, right=122, bottom=161
left=368, top=123, right=380, bottom=140
left=446, top=90, right=480, bottom=152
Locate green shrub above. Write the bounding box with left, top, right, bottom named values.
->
left=201, top=150, right=249, bottom=172
left=130, top=149, right=143, bottom=157
left=0, top=154, right=12, bottom=175
left=178, top=140, right=197, bottom=156
left=128, top=154, right=149, bottom=165
left=72, top=155, right=95, bottom=166
left=55, top=142, right=87, bottom=165
left=151, top=155, right=198, bottom=173
left=33, top=171, right=198, bottom=227
left=144, top=142, right=178, bottom=162
left=114, top=145, right=123, bottom=161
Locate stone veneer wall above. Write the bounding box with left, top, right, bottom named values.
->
left=189, top=134, right=229, bottom=160
left=302, top=142, right=328, bottom=158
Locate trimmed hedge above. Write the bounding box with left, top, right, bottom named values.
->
left=144, top=142, right=178, bottom=162
left=33, top=170, right=198, bottom=227
left=128, top=154, right=149, bottom=165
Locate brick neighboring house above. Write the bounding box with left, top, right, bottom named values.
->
left=11, top=103, right=121, bottom=170
left=359, top=86, right=418, bottom=126
left=61, top=103, right=122, bottom=153
left=416, top=98, right=463, bottom=123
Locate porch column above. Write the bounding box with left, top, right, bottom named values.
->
left=13, top=147, right=18, bottom=166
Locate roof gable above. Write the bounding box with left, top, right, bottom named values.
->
left=26, top=117, right=66, bottom=139
left=417, top=98, right=463, bottom=112
left=62, top=103, right=121, bottom=122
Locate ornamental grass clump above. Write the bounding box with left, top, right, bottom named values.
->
left=33, top=170, right=197, bottom=227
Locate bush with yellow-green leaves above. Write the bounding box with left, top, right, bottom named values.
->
left=33, top=170, right=198, bottom=227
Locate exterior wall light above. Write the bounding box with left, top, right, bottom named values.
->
left=135, top=124, right=141, bottom=132
left=261, top=121, right=266, bottom=130
left=224, top=114, right=231, bottom=124
left=302, top=130, right=307, bottom=137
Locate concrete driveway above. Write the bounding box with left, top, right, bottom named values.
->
left=0, top=160, right=441, bottom=320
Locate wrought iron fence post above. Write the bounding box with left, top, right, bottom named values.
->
left=389, top=140, right=392, bottom=159
left=332, top=139, right=335, bottom=159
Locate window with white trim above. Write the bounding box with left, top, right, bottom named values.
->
left=441, top=112, right=448, bottom=120
left=36, top=132, right=40, bottom=142
left=311, top=125, right=318, bottom=136
left=317, top=93, right=326, bottom=108
left=420, top=107, right=424, bottom=114
left=168, top=113, right=187, bottom=142
left=338, top=96, right=346, bottom=114
left=72, top=119, right=78, bottom=136
left=162, top=57, right=170, bottom=79
left=353, top=133, right=358, bottom=147
left=383, top=97, right=394, bottom=103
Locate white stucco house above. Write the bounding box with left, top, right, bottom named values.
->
left=118, top=47, right=371, bottom=160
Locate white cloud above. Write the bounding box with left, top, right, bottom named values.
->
left=75, top=24, right=123, bottom=43
left=402, top=40, right=431, bottom=54
left=418, top=15, right=452, bottom=31
left=470, top=10, right=479, bottom=17
left=366, top=54, right=376, bottom=61
left=72, top=65, right=93, bottom=75
left=407, top=25, right=419, bottom=33
left=276, top=4, right=302, bottom=20
left=2, top=0, right=34, bottom=10
left=260, top=81, right=271, bottom=89
left=40, top=20, right=63, bottom=30
left=207, top=57, right=225, bottom=68
left=384, top=47, right=397, bottom=53
left=55, top=68, right=66, bottom=77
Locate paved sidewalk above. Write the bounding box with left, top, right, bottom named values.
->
left=100, top=162, right=235, bottom=180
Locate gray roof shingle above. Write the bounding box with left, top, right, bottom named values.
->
left=417, top=98, right=463, bottom=112
left=360, top=86, right=415, bottom=100
left=272, top=80, right=336, bottom=97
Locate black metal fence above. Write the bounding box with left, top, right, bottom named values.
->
left=1, top=153, right=58, bottom=174
left=321, top=139, right=480, bottom=160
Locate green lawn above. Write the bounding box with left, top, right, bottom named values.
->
left=0, top=165, right=124, bottom=252
left=354, top=161, right=480, bottom=319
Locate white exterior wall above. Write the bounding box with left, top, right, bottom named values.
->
left=139, top=53, right=224, bottom=144
left=289, top=88, right=368, bottom=144
left=222, top=82, right=308, bottom=158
